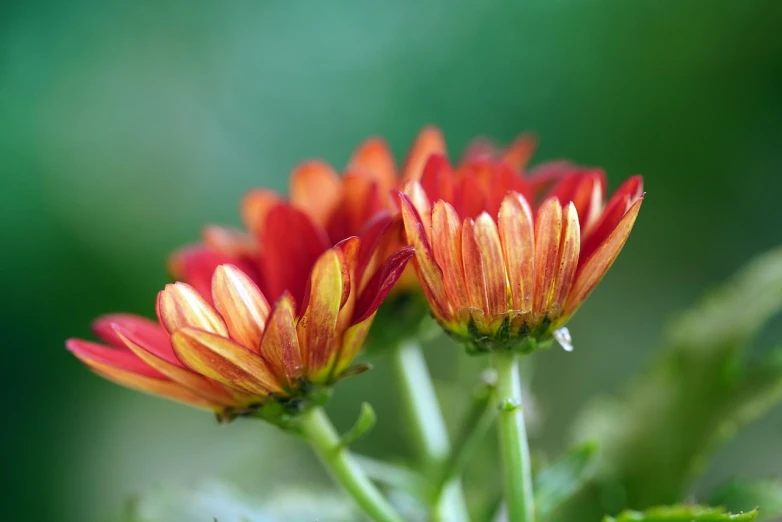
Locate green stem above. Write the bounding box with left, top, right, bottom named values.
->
left=299, top=407, right=404, bottom=522
left=433, top=373, right=497, bottom=500
left=392, top=340, right=471, bottom=522
left=494, top=351, right=535, bottom=522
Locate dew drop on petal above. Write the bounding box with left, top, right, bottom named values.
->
left=554, top=327, right=573, bottom=352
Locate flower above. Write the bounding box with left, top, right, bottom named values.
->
left=168, top=128, right=539, bottom=348
left=67, top=238, right=413, bottom=423
left=399, top=155, right=644, bottom=354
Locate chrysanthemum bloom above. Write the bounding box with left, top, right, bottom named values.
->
left=168, top=128, right=539, bottom=348
left=67, top=238, right=413, bottom=423
left=399, top=155, right=644, bottom=354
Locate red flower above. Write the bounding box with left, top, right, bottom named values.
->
left=67, top=239, right=412, bottom=421
left=400, top=155, right=644, bottom=353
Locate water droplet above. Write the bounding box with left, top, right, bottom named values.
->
left=554, top=327, right=573, bottom=352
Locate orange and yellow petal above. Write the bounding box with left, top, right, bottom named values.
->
left=401, top=126, right=447, bottom=182
left=241, top=189, right=282, bottom=237
left=532, top=198, right=564, bottom=315
left=171, top=327, right=282, bottom=396
left=290, top=161, right=342, bottom=228
left=259, top=292, right=303, bottom=389
left=157, top=283, right=228, bottom=336
left=432, top=200, right=468, bottom=312
left=212, top=265, right=270, bottom=351
left=498, top=193, right=535, bottom=314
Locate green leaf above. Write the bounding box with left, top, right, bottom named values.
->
left=555, top=248, right=782, bottom=520
left=339, top=402, right=377, bottom=448
left=126, top=481, right=362, bottom=522
left=535, top=441, right=599, bottom=520
left=709, top=479, right=782, bottom=521
left=602, top=505, right=759, bottom=522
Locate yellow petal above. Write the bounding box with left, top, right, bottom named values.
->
left=89, top=360, right=220, bottom=410
left=474, top=212, right=508, bottom=320
left=171, top=328, right=282, bottom=396
left=432, top=200, right=468, bottom=311
left=259, top=292, right=303, bottom=388
left=297, top=248, right=345, bottom=377
left=533, top=198, right=563, bottom=314
left=212, top=265, right=270, bottom=351
left=157, top=283, right=228, bottom=335
left=499, top=193, right=535, bottom=313
left=551, top=203, right=581, bottom=309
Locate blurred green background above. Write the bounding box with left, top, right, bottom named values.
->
left=2, top=1, right=782, bottom=521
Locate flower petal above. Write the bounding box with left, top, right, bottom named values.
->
left=212, top=265, right=270, bottom=351
left=533, top=198, right=563, bottom=314
left=499, top=193, right=535, bottom=313
left=565, top=197, right=643, bottom=317
left=350, top=137, right=397, bottom=193
left=203, top=226, right=257, bottom=258
left=581, top=175, right=643, bottom=260
left=401, top=126, right=446, bottom=181
left=432, top=200, right=468, bottom=311
left=326, top=173, right=382, bottom=242
left=474, top=212, right=508, bottom=320
left=461, top=218, right=490, bottom=321
left=259, top=204, right=331, bottom=304
left=296, top=248, right=347, bottom=377
left=94, top=314, right=178, bottom=363
left=171, top=327, right=282, bottom=395
left=332, top=315, right=374, bottom=377
left=399, top=192, right=449, bottom=321
left=259, top=292, right=303, bottom=388
left=157, top=283, right=228, bottom=336
left=420, top=154, right=455, bottom=205
left=89, top=360, right=220, bottom=410
left=353, top=246, right=415, bottom=324
left=114, top=325, right=236, bottom=406
left=501, top=133, right=538, bottom=171
left=551, top=203, right=581, bottom=309
left=241, top=189, right=282, bottom=236
left=67, top=339, right=162, bottom=378
left=290, top=161, right=342, bottom=228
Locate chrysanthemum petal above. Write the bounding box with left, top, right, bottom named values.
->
left=461, top=218, right=489, bottom=319
left=326, top=173, right=382, bottom=242
left=157, top=283, right=228, bottom=336
left=474, top=212, right=508, bottom=320
left=402, top=126, right=446, bottom=181
left=551, top=203, right=581, bottom=309
left=432, top=201, right=468, bottom=311
left=168, top=245, right=258, bottom=304
left=203, top=226, right=256, bottom=258
left=89, top=360, right=220, bottom=410
left=420, top=154, right=455, bottom=204
left=171, top=328, right=282, bottom=395
left=353, top=246, right=415, bottom=324
left=499, top=193, right=535, bottom=313
left=565, top=197, right=643, bottom=316
left=241, top=189, right=282, bottom=236
left=533, top=198, right=563, bottom=314
left=114, top=325, right=236, bottom=406
left=547, top=171, right=606, bottom=232
left=212, top=265, right=270, bottom=352
left=399, top=192, right=449, bottom=320
left=66, top=339, right=162, bottom=378
left=259, top=204, right=330, bottom=304
left=332, top=315, right=374, bottom=377
left=580, top=175, right=644, bottom=260
left=401, top=180, right=433, bottom=237
left=501, top=133, right=538, bottom=171
left=296, top=248, right=346, bottom=376
left=92, top=314, right=171, bottom=359
left=290, top=161, right=342, bottom=228
left=350, top=137, right=397, bottom=192
left=258, top=292, right=303, bottom=389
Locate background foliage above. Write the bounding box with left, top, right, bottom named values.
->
left=2, top=1, right=781, bottom=521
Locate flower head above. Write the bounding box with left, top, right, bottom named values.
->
left=400, top=155, right=644, bottom=354
left=67, top=238, right=412, bottom=423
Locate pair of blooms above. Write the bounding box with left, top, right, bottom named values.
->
left=67, top=128, right=643, bottom=422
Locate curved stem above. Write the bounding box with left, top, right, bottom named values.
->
left=392, top=340, right=471, bottom=522
left=494, top=351, right=535, bottom=522
left=299, top=407, right=405, bottom=522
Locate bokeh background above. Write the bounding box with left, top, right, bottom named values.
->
left=2, top=1, right=782, bottom=521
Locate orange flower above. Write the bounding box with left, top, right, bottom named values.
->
left=399, top=155, right=644, bottom=354
left=67, top=239, right=413, bottom=422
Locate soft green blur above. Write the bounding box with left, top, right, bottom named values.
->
left=2, top=2, right=781, bottom=521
